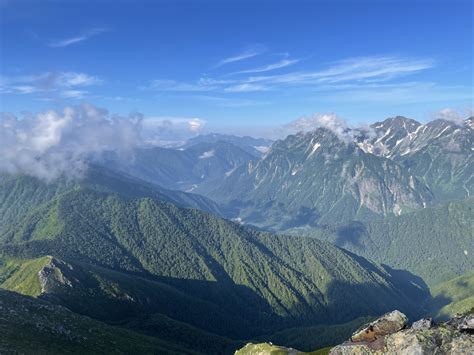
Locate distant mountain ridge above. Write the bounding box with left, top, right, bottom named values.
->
left=183, top=133, right=273, bottom=157
left=102, top=140, right=256, bottom=193
left=203, top=116, right=472, bottom=230
left=357, top=116, right=473, bottom=201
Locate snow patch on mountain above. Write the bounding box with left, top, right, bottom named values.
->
left=199, top=150, right=215, bottom=159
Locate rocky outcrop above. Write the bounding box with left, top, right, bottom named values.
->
left=330, top=311, right=474, bottom=354
left=350, top=310, right=407, bottom=342
left=37, top=257, right=78, bottom=294
left=411, top=318, right=433, bottom=330
left=235, top=342, right=301, bottom=355
left=234, top=311, right=473, bottom=355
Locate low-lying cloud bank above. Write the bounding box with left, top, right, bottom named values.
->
left=0, top=104, right=207, bottom=181
left=0, top=104, right=142, bottom=181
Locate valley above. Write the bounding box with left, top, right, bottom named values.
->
left=0, top=115, right=472, bottom=353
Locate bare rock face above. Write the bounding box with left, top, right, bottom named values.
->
left=350, top=310, right=407, bottom=342
left=37, top=257, right=78, bottom=294
left=411, top=318, right=433, bottom=330
left=330, top=311, right=474, bottom=355
left=447, top=313, right=474, bottom=332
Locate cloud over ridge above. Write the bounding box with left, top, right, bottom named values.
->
left=0, top=104, right=142, bottom=181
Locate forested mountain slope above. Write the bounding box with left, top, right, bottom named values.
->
left=0, top=165, right=222, bottom=235
left=0, top=183, right=429, bottom=347
left=301, top=198, right=473, bottom=286
left=424, top=270, right=474, bottom=320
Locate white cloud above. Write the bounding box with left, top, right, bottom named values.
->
left=147, top=55, right=434, bottom=97
left=247, top=56, right=434, bottom=86
left=11, top=85, right=37, bottom=94
left=48, top=28, right=108, bottom=48
left=216, top=45, right=266, bottom=67
left=142, top=116, right=206, bottom=147
left=0, top=104, right=142, bottom=181
left=188, top=118, right=203, bottom=132
left=61, top=90, right=88, bottom=99
left=314, top=56, right=433, bottom=83
left=49, top=36, right=89, bottom=48
left=231, top=58, right=300, bottom=74
left=280, top=113, right=381, bottom=143
left=431, top=107, right=474, bottom=124
left=312, top=82, right=472, bottom=105
left=284, top=113, right=353, bottom=141
left=148, top=79, right=217, bottom=92
left=187, top=95, right=269, bottom=107
left=0, top=72, right=101, bottom=98
left=224, top=83, right=268, bottom=92
left=59, top=72, right=101, bottom=86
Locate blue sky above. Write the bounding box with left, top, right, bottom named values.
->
left=0, top=0, right=472, bottom=135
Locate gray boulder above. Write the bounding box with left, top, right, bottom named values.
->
left=350, top=310, right=407, bottom=342
left=411, top=318, right=433, bottom=330
left=330, top=311, right=474, bottom=355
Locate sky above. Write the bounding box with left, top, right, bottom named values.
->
left=0, top=0, right=473, bottom=137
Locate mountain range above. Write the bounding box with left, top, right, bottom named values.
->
left=205, top=116, right=472, bottom=229
left=0, top=115, right=472, bottom=353
left=102, top=140, right=258, bottom=193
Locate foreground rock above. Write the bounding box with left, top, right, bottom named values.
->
left=235, top=342, right=301, bottom=354
left=330, top=311, right=474, bottom=354
left=350, top=310, right=407, bottom=342
left=234, top=311, right=473, bottom=354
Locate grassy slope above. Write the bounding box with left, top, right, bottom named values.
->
left=0, top=256, right=51, bottom=296
left=425, top=270, right=474, bottom=320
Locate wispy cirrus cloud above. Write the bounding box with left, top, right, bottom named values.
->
left=146, top=55, right=435, bottom=96
left=215, top=44, right=266, bottom=67
left=61, top=90, right=88, bottom=99
left=246, top=56, right=434, bottom=86
left=0, top=71, right=102, bottom=99
left=224, top=83, right=269, bottom=92
left=148, top=79, right=217, bottom=92
left=310, top=81, right=472, bottom=105
left=231, top=58, right=300, bottom=75
left=184, top=95, right=270, bottom=107
left=48, top=28, right=108, bottom=48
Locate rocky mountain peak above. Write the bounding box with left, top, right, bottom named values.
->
left=372, top=116, right=421, bottom=134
